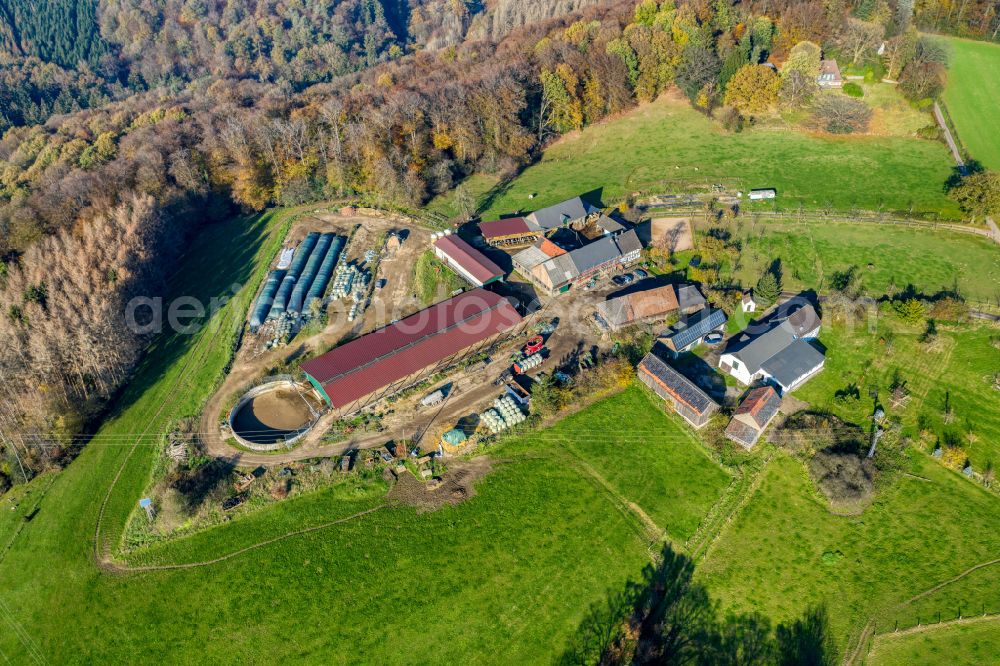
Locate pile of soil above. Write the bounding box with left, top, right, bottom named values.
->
left=387, top=457, right=495, bottom=513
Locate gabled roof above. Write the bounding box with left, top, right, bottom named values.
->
left=819, top=59, right=842, bottom=78
left=526, top=196, right=600, bottom=230
left=733, top=386, right=782, bottom=429
left=614, top=228, right=643, bottom=257
left=539, top=253, right=579, bottom=286
left=638, top=349, right=718, bottom=416
left=596, top=214, right=625, bottom=234
left=479, top=217, right=534, bottom=240
left=725, top=303, right=822, bottom=374
left=301, top=289, right=522, bottom=409
left=569, top=235, right=622, bottom=274
left=513, top=242, right=557, bottom=272
left=433, top=234, right=504, bottom=284
left=661, top=307, right=727, bottom=350
left=597, top=284, right=680, bottom=328
left=760, top=339, right=826, bottom=389
left=538, top=238, right=567, bottom=257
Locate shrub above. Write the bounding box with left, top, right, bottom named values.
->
left=842, top=82, right=864, bottom=97
left=809, top=443, right=876, bottom=506
left=812, top=95, right=872, bottom=134
left=916, top=125, right=942, bottom=140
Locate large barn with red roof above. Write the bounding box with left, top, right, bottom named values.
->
left=300, top=289, right=523, bottom=413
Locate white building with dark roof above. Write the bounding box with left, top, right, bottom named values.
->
left=718, top=303, right=824, bottom=394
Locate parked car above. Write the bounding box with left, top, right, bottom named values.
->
left=619, top=274, right=634, bottom=285
left=376, top=278, right=387, bottom=289
left=611, top=275, right=628, bottom=286
left=704, top=332, right=724, bottom=345
left=633, top=269, right=649, bottom=279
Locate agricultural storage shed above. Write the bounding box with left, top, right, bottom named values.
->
left=300, top=289, right=523, bottom=413
left=432, top=231, right=505, bottom=287
left=637, top=348, right=719, bottom=428
left=596, top=284, right=680, bottom=330
left=479, top=217, right=539, bottom=247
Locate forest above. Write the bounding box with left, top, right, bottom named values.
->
left=0, top=0, right=996, bottom=487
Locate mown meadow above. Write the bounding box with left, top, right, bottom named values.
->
left=940, top=36, right=1000, bottom=171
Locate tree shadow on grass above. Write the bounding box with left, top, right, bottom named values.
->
left=94, top=212, right=273, bottom=431
left=559, top=542, right=837, bottom=665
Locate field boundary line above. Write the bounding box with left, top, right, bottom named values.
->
left=846, top=556, right=1000, bottom=664
left=875, top=611, right=1000, bottom=640
left=107, top=505, right=386, bottom=573
left=557, top=445, right=666, bottom=545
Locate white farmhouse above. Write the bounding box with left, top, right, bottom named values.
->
left=718, top=304, right=824, bottom=394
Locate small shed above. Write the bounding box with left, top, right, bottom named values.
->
left=741, top=291, right=757, bottom=313
left=637, top=349, right=719, bottom=428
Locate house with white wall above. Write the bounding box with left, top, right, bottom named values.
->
left=718, top=303, right=824, bottom=394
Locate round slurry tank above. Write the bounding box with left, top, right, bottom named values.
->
left=228, top=379, right=323, bottom=451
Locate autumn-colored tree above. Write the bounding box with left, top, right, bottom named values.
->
left=724, top=64, right=780, bottom=115
left=948, top=170, right=1000, bottom=221
left=782, top=41, right=822, bottom=79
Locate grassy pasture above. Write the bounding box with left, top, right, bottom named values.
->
left=792, top=319, right=1000, bottom=469
left=696, top=453, right=1000, bottom=655
left=869, top=619, right=1000, bottom=665
left=476, top=96, right=961, bottom=220
left=940, top=36, right=1000, bottom=171
left=728, top=219, right=1000, bottom=302
left=503, top=384, right=733, bottom=542
left=0, top=250, right=736, bottom=666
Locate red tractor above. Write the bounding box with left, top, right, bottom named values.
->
left=524, top=335, right=544, bottom=355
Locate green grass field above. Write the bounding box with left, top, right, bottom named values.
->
left=869, top=618, right=1000, bottom=665
left=503, top=384, right=733, bottom=542
left=475, top=96, right=961, bottom=220
left=696, top=452, right=1000, bottom=656
left=796, top=321, right=1000, bottom=469
left=941, top=36, right=1000, bottom=171
left=413, top=249, right=466, bottom=304
left=0, top=244, right=734, bottom=666
left=729, top=219, right=1000, bottom=302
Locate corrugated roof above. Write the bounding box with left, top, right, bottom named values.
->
left=638, top=350, right=718, bottom=415
left=597, top=284, right=679, bottom=328
left=725, top=419, right=763, bottom=448
left=538, top=238, right=567, bottom=257
left=527, top=196, right=599, bottom=230
left=301, top=289, right=522, bottom=409
left=662, top=307, right=727, bottom=350
left=479, top=217, right=533, bottom=239
left=434, top=234, right=504, bottom=284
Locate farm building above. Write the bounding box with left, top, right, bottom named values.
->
left=638, top=348, right=719, bottom=428
left=659, top=307, right=727, bottom=356
left=479, top=217, right=539, bottom=247
left=725, top=386, right=782, bottom=449
left=718, top=303, right=824, bottom=394
left=594, top=214, right=625, bottom=235
left=512, top=238, right=568, bottom=277
left=676, top=284, right=708, bottom=314
left=817, top=59, right=843, bottom=88
left=525, top=196, right=601, bottom=231
left=432, top=231, right=505, bottom=287
left=529, top=229, right=643, bottom=294
left=596, top=284, right=681, bottom=330
left=300, top=289, right=523, bottom=413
